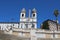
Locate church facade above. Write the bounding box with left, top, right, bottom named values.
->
left=20, top=8, right=37, bottom=29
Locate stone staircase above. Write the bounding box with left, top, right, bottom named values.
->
left=0, top=30, right=60, bottom=40
left=37, top=38, right=60, bottom=40
left=0, top=30, right=30, bottom=40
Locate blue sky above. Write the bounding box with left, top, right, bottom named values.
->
left=0, top=0, right=60, bottom=28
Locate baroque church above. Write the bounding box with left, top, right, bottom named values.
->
left=0, top=8, right=37, bottom=31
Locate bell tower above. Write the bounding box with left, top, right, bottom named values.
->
left=32, top=8, right=37, bottom=28
left=32, top=8, right=37, bottom=18
left=20, top=8, right=26, bottom=18
left=20, top=8, right=26, bottom=28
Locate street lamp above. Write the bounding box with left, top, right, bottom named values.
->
left=53, top=9, right=59, bottom=38
left=54, top=9, right=59, bottom=31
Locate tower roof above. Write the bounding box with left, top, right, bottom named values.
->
left=21, top=8, right=26, bottom=13
left=32, top=8, right=36, bottom=13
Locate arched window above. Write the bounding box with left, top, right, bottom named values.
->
left=33, top=14, right=35, bottom=17
left=18, top=24, right=19, bottom=28
left=32, top=24, right=35, bottom=28
left=22, top=14, right=24, bottom=17
left=21, top=24, right=23, bottom=28
left=25, top=24, right=28, bottom=28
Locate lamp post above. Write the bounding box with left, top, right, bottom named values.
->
left=54, top=9, right=59, bottom=31
left=53, top=9, right=59, bottom=38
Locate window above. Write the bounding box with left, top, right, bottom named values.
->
left=32, top=24, right=35, bottom=28
left=21, top=24, right=23, bottom=28
left=18, top=24, right=19, bottom=28
left=25, top=24, right=28, bottom=28
left=33, top=14, right=35, bottom=17
left=22, top=14, right=24, bottom=17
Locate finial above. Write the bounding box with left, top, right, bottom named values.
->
left=32, top=8, right=36, bottom=13
left=21, top=8, right=26, bottom=13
